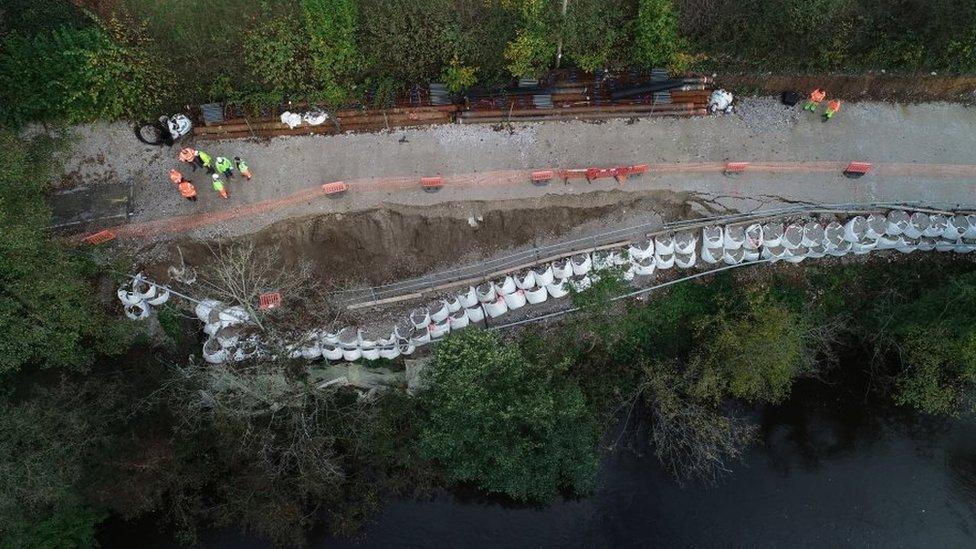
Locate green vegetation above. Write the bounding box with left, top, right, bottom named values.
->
left=0, top=131, right=130, bottom=374
left=419, top=329, right=598, bottom=502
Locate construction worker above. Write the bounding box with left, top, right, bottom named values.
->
left=215, top=156, right=234, bottom=179
left=169, top=169, right=197, bottom=201
left=235, top=156, right=252, bottom=180
left=824, top=99, right=842, bottom=121
left=178, top=147, right=196, bottom=169
left=197, top=150, right=215, bottom=174
left=803, top=88, right=826, bottom=112
left=211, top=173, right=229, bottom=199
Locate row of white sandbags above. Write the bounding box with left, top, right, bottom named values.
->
left=116, top=275, right=170, bottom=320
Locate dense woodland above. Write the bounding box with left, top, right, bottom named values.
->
left=3, top=128, right=976, bottom=546
left=4, top=0, right=976, bottom=546
left=3, top=0, right=976, bottom=124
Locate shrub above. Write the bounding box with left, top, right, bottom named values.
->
left=419, top=329, right=599, bottom=502
left=562, top=0, right=630, bottom=72
left=440, top=56, right=478, bottom=93
left=0, top=16, right=170, bottom=125
left=243, top=16, right=316, bottom=99
left=633, top=0, right=685, bottom=70
left=301, top=0, right=360, bottom=104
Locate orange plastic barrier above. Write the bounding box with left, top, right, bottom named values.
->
left=322, top=181, right=349, bottom=195
left=259, top=292, right=282, bottom=310
left=531, top=170, right=554, bottom=182
left=421, top=176, right=444, bottom=189
left=83, top=229, right=117, bottom=245
left=844, top=162, right=872, bottom=178
left=724, top=161, right=749, bottom=175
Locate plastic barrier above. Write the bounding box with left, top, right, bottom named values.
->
left=724, top=161, right=749, bottom=175
left=843, top=162, right=872, bottom=178
left=531, top=170, right=554, bottom=183
left=421, top=176, right=444, bottom=190
left=84, top=229, right=117, bottom=245
left=322, top=181, right=349, bottom=195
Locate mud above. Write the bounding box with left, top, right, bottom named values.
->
left=144, top=190, right=695, bottom=289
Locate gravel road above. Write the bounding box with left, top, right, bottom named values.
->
left=51, top=98, right=976, bottom=241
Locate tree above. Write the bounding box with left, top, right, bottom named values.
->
left=301, top=0, right=360, bottom=104
left=562, top=0, right=630, bottom=72
left=418, top=329, right=599, bottom=502
left=633, top=0, right=687, bottom=71
left=689, top=292, right=810, bottom=404
left=0, top=131, right=129, bottom=375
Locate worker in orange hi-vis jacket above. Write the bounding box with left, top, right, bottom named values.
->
left=169, top=169, right=197, bottom=201
left=824, top=99, right=842, bottom=121
left=803, top=88, right=826, bottom=112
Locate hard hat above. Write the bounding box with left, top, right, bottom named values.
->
left=212, top=173, right=219, bottom=180
left=169, top=169, right=182, bottom=184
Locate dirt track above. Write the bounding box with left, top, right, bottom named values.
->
left=52, top=97, right=976, bottom=249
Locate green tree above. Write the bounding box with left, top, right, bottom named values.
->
left=633, top=0, right=686, bottom=71
left=0, top=131, right=129, bottom=374
left=243, top=16, right=316, bottom=101
left=562, top=0, right=630, bottom=72
left=419, top=329, right=599, bottom=502
left=689, top=292, right=809, bottom=404
left=301, top=0, right=360, bottom=104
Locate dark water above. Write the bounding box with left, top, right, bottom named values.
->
left=102, top=368, right=976, bottom=548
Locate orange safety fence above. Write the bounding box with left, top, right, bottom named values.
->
left=68, top=161, right=976, bottom=243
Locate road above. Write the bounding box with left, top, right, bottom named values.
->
left=51, top=97, right=976, bottom=242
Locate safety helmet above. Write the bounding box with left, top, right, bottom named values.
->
left=212, top=173, right=220, bottom=180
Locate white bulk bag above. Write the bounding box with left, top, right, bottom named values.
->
left=515, top=271, right=536, bottom=290
left=783, top=224, right=804, bottom=249
left=458, top=286, right=479, bottom=309
left=865, top=213, right=887, bottom=240
left=801, top=222, right=824, bottom=248
left=410, top=307, right=431, bottom=329
left=496, top=276, right=517, bottom=296
left=674, top=232, right=697, bottom=255
left=476, top=282, right=497, bottom=303
left=761, top=223, right=783, bottom=248
left=571, top=254, right=592, bottom=276
left=655, top=233, right=676, bottom=255
left=525, top=286, right=548, bottom=304
left=484, top=297, right=509, bottom=318
left=886, top=210, right=910, bottom=236
left=430, top=300, right=450, bottom=323
left=843, top=216, right=867, bottom=243
left=449, top=309, right=470, bottom=330
left=465, top=305, right=486, bottom=323
left=654, top=253, right=675, bottom=270
left=534, top=265, right=555, bottom=287
left=702, top=226, right=723, bottom=249
left=701, top=246, right=721, bottom=264
left=546, top=281, right=570, bottom=299
left=503, top=289, right=527, bottom=310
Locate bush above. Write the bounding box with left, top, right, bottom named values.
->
left=0, top=131, right=130, bottom=374
left=243, top=16, right=316, bottom=101
left=633, top=0, right=685, bottom=70
left=562, top=0, right=631, bottom=72
left=301, top=0, right=360, bottom=104
left=0, top=16, right=171, bottom=125
left=359, top=0, right=454, bottom=84
left=419, top=329, right=599, bottom=502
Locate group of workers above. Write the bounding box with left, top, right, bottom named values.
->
left=168, top=147, right=254, bottom=201
left=803, top=88, right=841, bottom=121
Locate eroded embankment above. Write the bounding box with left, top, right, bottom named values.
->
left=144, top=190, right=701, bottom=287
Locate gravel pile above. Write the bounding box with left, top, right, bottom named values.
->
left=735, top=96, right=803, bottom=133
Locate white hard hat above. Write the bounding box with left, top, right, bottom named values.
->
left=212, top=173, right=219, bottom=180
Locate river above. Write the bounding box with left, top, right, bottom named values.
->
left=102, top=364, right=976, bottom=548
